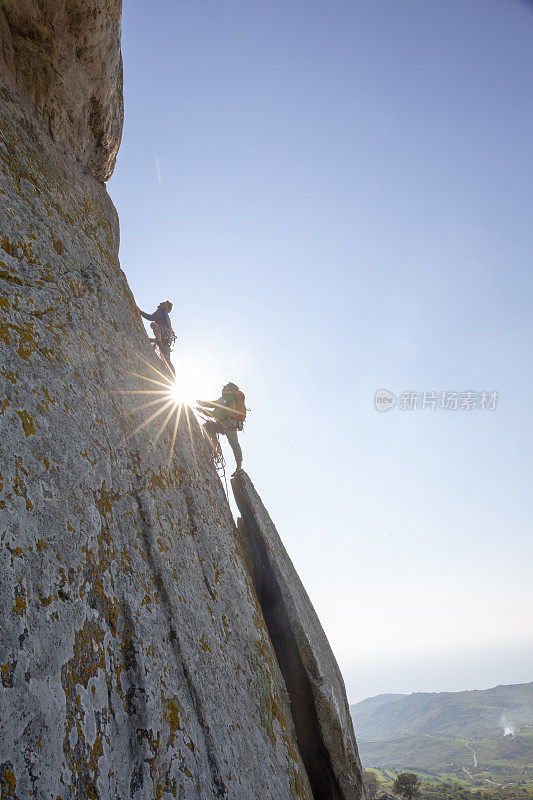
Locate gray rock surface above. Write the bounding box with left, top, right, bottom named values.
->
left=0, top=69, right=315, bottom=800
left=0, top=4, right=364, bottom=798
left=232, top=470, right=364, bottom=800
left=0, top=0, right=123, bottom=181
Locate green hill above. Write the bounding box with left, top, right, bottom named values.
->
left=352, top=682, right=533, bottom=740
left=351, top=682, right=533, bottom=789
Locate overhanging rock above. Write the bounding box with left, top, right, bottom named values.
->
left=0, top=0, right=123, bottom=181
left=232, top=470, right=364, bottom=800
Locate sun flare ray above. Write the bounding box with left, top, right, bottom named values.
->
left=184, top=404, right=199, bottom=470
left=167, top=403, right=183, bottom=468
left=127, top=397, right=176, bottom=438
left=151, top=400, right=180, bottom=450
left=133, top=352, right=175, bottom=385
left=132, top=395, right=174, bottom=414
left=129, top=371, right=174, bottom=390
left=122, top=347, right=223, bottom=467
left=111, top=389, right=170, bottom=396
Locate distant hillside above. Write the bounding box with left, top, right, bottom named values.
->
left=351, top=682, right=533, bottom=740
left=353, top=693, right=406, bottom=715
left=350, top=682, right=533, bottom=789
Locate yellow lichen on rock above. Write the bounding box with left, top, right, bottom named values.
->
left=14, top=409, right=35, bottom=436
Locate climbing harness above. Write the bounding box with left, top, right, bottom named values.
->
left=151, top=331, right=177, bottom=364
left=151, top=331, right=176, bottom=352
left=165, top=331, right=178, bottom=349
left=224, top=417, right=244, bottom=432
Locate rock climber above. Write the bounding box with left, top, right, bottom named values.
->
left=137, top=300, right=176, bottom=376
left=197, top=382, right=246, bottom=476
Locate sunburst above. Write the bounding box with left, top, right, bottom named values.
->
left=116, top=352, right=209, bottom=467
left=114, top=335, right=236, bottom=478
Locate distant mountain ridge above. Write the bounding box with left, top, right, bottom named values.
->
left=351, top=682, right=533, bottom=741
left=350, top=682, right=533, bottom=787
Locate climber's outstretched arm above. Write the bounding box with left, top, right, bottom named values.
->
left=197, top=400, right=217, bottom=410
left=138, top=307, right=156, bottom=322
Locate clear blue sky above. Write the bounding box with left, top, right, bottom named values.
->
left=108, top=0, right=533, bottom=704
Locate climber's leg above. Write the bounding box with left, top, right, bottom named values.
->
left=159, top=342, right=175, bottom=376
left=203, top=421, right=214, bottom=449
left=225, top=429, right=243, bottom=475
left=203, top=421, right=220, bottom=452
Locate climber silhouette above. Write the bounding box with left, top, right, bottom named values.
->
left=197, top=383, right=247, bottom=476
left=137, top=300, right=176, bottom=376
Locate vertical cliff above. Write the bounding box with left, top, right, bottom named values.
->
left=0, top=4, right=363, bottom=798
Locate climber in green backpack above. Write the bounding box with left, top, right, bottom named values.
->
left=197, top=382, right=246, bottom=476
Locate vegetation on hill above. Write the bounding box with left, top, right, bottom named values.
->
left=366, top=767, right=533, bottom=800
left=352, top=683, right=533, bottom=790
left=392, top=772, right=422, bottom=799
left=351, top=683, right=533, bottom=741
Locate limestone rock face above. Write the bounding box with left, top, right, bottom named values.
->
left=0, top=5, right=364, bottom=799
left=0, top=0, right=123, bottom=181
left=232, top=471, right=364, bottom=800
left=0, top=73, right=316, bottom=799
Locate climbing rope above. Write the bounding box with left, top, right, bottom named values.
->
left=195, top=409, right=229, bottom=497
left=212, top=436, right=229, bottom=497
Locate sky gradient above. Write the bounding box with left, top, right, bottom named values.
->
left=108, top=0, right=533, bottom=704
